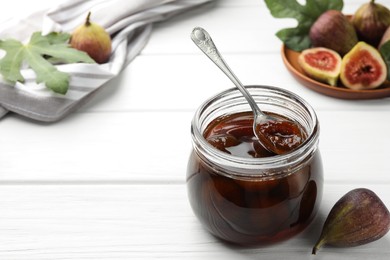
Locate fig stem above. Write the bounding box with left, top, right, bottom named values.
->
left=85, top=12, right=92, bottom=26
left=312, top=246, right=319, bottom=255
left=312, top=238, right=326, bottom=255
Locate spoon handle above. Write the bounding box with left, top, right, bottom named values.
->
left=191, top=27, right=262, bottom=116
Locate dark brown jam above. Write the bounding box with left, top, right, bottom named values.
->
left=205, top=111, right=306, bottom=157
left=187, top=111, right=323, bottom=245
left=255, top=118, right=306, bottom=155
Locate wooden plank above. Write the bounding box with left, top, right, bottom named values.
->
left=0, top=111, right=192, bottom=182
left=0, top=110, right=389, bottom=183
left=0, top=183, right=389, bottom=259
left=80, top=54, right=390, bottom=114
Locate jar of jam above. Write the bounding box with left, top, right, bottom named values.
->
left=187, top=85, right=323, bottom=245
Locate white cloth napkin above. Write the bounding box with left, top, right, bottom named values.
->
left=0, top=0, right=213, bottom=122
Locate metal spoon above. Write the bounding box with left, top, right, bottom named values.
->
left=191, top=27, right=304, bottom=155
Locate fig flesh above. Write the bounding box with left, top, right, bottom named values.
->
left=340, top=41, right=387, bottom=90
left=298, top=47, right=342, bottom=86
left=312, top=188, right=390, bottom=255
left=310, top=10, right=358, bottom=56
left=352, top=0, right=390, bottom=47
left=70, top=12, right=112, bottom=64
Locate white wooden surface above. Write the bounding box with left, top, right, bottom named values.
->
left=1, top=0, right=390, bottom=259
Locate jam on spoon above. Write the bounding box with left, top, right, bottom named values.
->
left=255, top=118, right=305, bottom=155
left=191, top=27, right=304, bottom=154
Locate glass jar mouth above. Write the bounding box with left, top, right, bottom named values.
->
left=191, top=85, right=320, bottom=179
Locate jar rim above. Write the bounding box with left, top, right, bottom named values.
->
left=191, top=85, right=320, bottom=179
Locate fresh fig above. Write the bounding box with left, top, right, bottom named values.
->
left=351, top=0, right=390, bottom=47
left=70, top=12, right=112, bottom=64
left=379, top=26, right=390, bottom=49
left=309, top=10, right=358, bottom=56
left=298, top=47, right=342, bottom=86
left=312, top=188, right=390, bottom=255
left=340, top=41, right=387, bottom=90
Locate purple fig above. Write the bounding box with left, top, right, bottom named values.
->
left=312, top=188, right=390, bottom=255
left=310, top=10, right=358, bottom=56
left=351, top=0, right=390, bottom=47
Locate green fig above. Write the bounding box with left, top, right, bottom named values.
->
left=312, top=188, right=390, bottom=255
left=351, top=0, right=390, bottom=47
left=70, top=12, right=112, bottom=64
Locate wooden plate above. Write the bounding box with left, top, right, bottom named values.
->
left=281, top=45, right=390, bottom=100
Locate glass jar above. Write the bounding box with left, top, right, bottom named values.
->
left=186, top=85, right=323, bottom=245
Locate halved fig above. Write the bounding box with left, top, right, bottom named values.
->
left=340, top=41, right=387, bottom=90
left=298, top=47, right=342, bottom=86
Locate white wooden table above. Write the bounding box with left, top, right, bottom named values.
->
left=1, top=0, right=389, bottom=259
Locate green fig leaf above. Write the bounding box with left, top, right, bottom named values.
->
left=379, top=41, right=390, bottom=81
left=264, top=0, right=344, bottom=51
left=0, top=31, right=95, bottom=94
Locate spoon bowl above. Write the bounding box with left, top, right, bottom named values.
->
left=191, top=27, right=304, bottom=155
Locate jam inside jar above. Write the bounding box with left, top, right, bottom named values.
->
left=186, top=85, right=323, bottom=245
